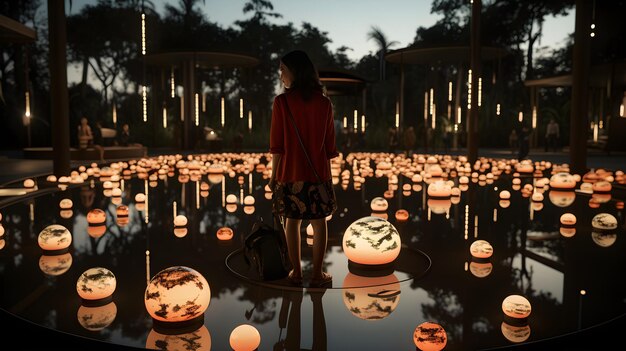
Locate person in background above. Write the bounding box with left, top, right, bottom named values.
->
left=518, top=124, right=531, bottom=160
left=403, top=126, right=416, bottom=157
left=388, top=126, right=399, bottom=153
left=545, top=118, right=560, bottom=152
left=269, top=50, right=338, bottom=288
left=509, top=128, right=518, bottom=155
left=77, top=117, right=104, bottom=162
left=118, top=123, right=142, bottom=148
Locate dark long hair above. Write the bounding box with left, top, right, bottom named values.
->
left=281, top=50, right=324, bottom=100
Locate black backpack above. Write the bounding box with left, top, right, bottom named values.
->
left=243, top=217, right=290, bottom=281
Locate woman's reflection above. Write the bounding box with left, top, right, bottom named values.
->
left=275, top=289, right=327, bottom=351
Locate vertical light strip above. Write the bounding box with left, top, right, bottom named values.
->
left=447, top=104, right=451, bottom=120
left=353, top=109, right=358, bottom=131
left=518, top=111, right=523, bottom=123
left=240, top=188, right=244, bottom=205
left=467, top=69, right=472, bottom=109
left=448, top=82, right=452, bottom=101
left=142, top=85, right=147, bottom=122
left=194, top=93, right=199, bottom=126
left=493, top=208, right=498, bottom=222
left=170, top=67, right=175, bottom=98
left=424, top=92, right=428, bottom=122
left=144, top=179, right=149, bottom=223
left=478, top=77, right=482, bottom=107
left=429, top=88, right=434, bottom=116
left=464, top=205, right=469, bottom=240
left=162, top=105, right=167, bottom=128
left=196, top=181, right=200, bottom=209
left=532, top=106, right=537, bottom=129
left=112, top=103, right=117, bottom=125
left=593, top=122, right=598, bottom=142
left=220, top=97, right=225, bottom=127
left=457, top=106, right=461, bottom=124
left=221, top=176, right=226, bottom=207
left=180, top=92, right=184, bottom=121
left=432, top=104, right=436, bottom=129
left=248, top=173, right=252, bottom=194
left=361, top=115, right=366, bottom=133
left=173, top=201, right=177, bottom=219
left=239, top=98, right=244, bottom=118
left=248, top=110, right=252, bottom=131
left=141, top=13, right=146, bottom=55
left=496, top=103, right=501, bottom=116
left=145, top=250, right=150, bottom=286
left=620, top=103, right=624, bottom=117
left=25, top=91, right=31, bottom=118
left=343, top=116, right=347, bottom=129
left=394, top=102, right=399, bottom=128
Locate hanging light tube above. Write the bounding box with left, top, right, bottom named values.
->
left=248, top=110, right=253, bottom=131
left=162, top=105, right=167, bottom=128
left=239, top=98, right=244, bottom=118
left=220, top=97, right=225, bottom=127
left=142, top=85, right=147, bottom=122
left=195, top=93, right=199, bottom=126
left=141, top=13, right=146, bottom=55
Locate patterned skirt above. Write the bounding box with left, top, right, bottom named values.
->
left=272, top=180, right=337, bottom=219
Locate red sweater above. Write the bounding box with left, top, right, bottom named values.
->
left=270, top=90, right=339, bottom=182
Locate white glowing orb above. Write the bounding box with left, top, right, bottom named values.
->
left=342, top=216, right=401, bottom=265
left=76, top=267, right=117, bottom=301
left=77, top=302, right=117, bottom=331
left=145, top=266, right=211, bottom=322
left=470, top=240, right=493, bottom=258
left=370, top=197, right=388, bottom=212
left=591, top=213, right=618, bottom=231
left=560, top=213, right=576, bottom=226
left=549, top=172, right=577, bottom=189
left=38, top=224, right=72, bottom=251
left=229, top=324, right=261, bottom=351
left=502, top=295, right=531, bottom=319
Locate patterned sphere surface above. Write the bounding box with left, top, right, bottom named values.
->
left=342, top=216, right=401, bottom=265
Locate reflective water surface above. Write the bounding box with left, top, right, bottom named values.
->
left=0, top=153, right=625, bottom=350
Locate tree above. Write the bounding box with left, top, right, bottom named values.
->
left=367, top=26, right=398, bottom=81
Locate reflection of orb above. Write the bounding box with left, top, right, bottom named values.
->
left=77, top=267, right=116, bottom=301
left=174, top=228, right=188, bottom=238
left=413, top=322, right=447, bottom=351
left=59, top=198, right=73, bottom=209
left=38, top=224, right=72, bottom=251
left=592, top=193, right=612, bottom=203
left=243, top=205, right=255, bottom=215
left=342, top=216, right=401, bottom=266
left=427, top=199, right=451, bottom=215
left=560, top=227, right=576, bottom=237
left=87, top=225, right=107, bottom=239
left=77, top=301, right=117, bottom=331
left=591, top=213, right=618, bottom=231
left=580, top=182, right=593, bottom=194
left=229, top=324, right=260, bottom=351
left=502, top=295, right=531, bottom=319
left=226, top=204, right=238, bottom=213
left=342, top=273, right=400, bottom=320
left=370, top=197, right=388, bottom=212
left=116, top=205, right=129, bottom=226
left=208, top=174, right=224, bottom=184
left=470, top=240, right=493, bottom=258
left=146, top=325, right=212, bottom=351
left=501, top=321, right=530, bottom=343
left=549, top=172, right=577, bottom=189
left=39, top=253, right=73, bottom=276
left=87, top=209, right=106, bottom=226
left=549, top=191, right=576, bottom=208
left=217, top=227, right=234, bottom=240
left=145, top=266, right=211, bottom=323
left=59, top=210, right=74, bottom=219
left=395, top=209, right=409, bottom=222
left=469, top=261, right=493, bottom=278
left=499, top=200, right=511, bottom=208
left=530, top=202, right=544, bottom=212
left=592, top=181, right=612, bottom=193
left=24, top=178, right=36, bottom=189
left=531, top=192, right=543, bottom=202
left=0, top=239, right=4, bottom=250
left=591, top=231, right=617, bottom=247
left=0, top=225, right=4, bottom=237
left=560, top=213, right=576, bottom=226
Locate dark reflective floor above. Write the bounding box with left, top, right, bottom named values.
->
left=0, top=153, right=625, bottom=350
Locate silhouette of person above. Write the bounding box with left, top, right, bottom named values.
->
left=118, top=123, right=143, bottom=148
left=518, top=124, right=530, bottom=161
left=388, top=126, right=399, bottom=153
left=275, top=289, right=327, bottom=351
left=545, top=118, right=560, bottom=152
left=403, top=126, right=416, bottom=157
left=77, top=117, right=105, bottom=162
left=269, top=50, right=337, bottom=287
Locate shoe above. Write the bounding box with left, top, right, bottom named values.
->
left=287, top=270, right=302, bottom=286
left=310, top=272, right=332, bottom=287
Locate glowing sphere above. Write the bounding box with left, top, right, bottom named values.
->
left=499, top=190, right=511, bottom=200
left=146, top=325, right=212, bottom=351
left=39, top=253, right=73, bottom=276
left=38, top=224, right=72, bottom=251
left=229, top=324, right=261, bottom=351
left=579, top=182, right=593, bottom=194
left=560, top=227, right=576, bottom=237
left=592, top=181, right=612, bottom=193
left=617, top=201, right=624, bottom=210
left=116, top=205, right=129, bottom=226
left=226, top=194, right=238, bottom=204
left=77, top=302, right=117, bottom=331
left=243, top=195, right=255, bottom=206
left=145, top=266, right=211, bottom=322
left=499, top=200, right=511, bottom=208
left=226, top=204, right=238, bottom=213
left=0, top=239, right=4, bottom=250
left=427, top=180, right=451, bottom=198
left=23, top=178, right=35, bottom=188
left=87, top=209, right=106, bottom=225
left=469, top=261, right=493, bottom=278
left=0, top=225, right=4, bottom=236
left=413, top=322, right=447, bottom=351
left=560, top=213, right=576, bottom=226
left=592, top=231, right=617, bottom=247
left=342, top=273, right=401, bottom=320
left=501, top=322, right=531, bottom=343
left=370, top=197, right=388, bottom=212
left=395, top=209, right=409, bottom=222
left=135, top=193, right=146, bottom=202
left=470, top=240, right=493, bottom=258
left=342, top=216, right=401, bottom=266
left=174, top=215, right=188, bottom=227
left=427, top=199, right=452, bottom=215
left=47, top=175, right=57, bottom=182
left=591, top=213, right=618, bottom=231
left=76, top=267, right=116, bottom=301
left=459, top=176, right=469, bottom=185
left=531, top=192, right=544, bottom=202
left=502, top=295, right=531, bottom=319
left=59, top=198, right=73, bottom=209
left=243, top=205, right=255, bottom=215
left=548, top=191, right=576, bottom=208
left=217, top=227, right=234, bottom=240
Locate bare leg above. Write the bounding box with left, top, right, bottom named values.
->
left=310, top=218, right=328, bottom=279
left=284, top=218, right=302, bottom=278
left=95, top=144, right=105, bottom=162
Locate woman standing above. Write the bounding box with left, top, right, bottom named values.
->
left=269, top=50, right=338, bottom=287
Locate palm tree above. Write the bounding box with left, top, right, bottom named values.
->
left=367, top=26, right=398, bottom=81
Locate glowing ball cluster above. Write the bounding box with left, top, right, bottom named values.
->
left=342, top=216, right=401, bottom=266
left=144, top=266, right=211, bottom=323
left=229, top=324, right=261, bottom=351
left=38, top=224, right=72, bottom=251
left=76, top=267, right=117, bottom=301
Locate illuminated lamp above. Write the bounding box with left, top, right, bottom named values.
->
left=226, top=194, right=238, bottom=204
left=23, top=178, right=36, bottom=190
left=402, top=183, right=411, bottom=191
left=531, top=192, right=543, bottom=202
left=516, top=160, right=534, bottom=173
left=76, top=267, right=116, bottom=304
left=511, top=184, right=520, bottom=191
left=459, top=184, right=469, bottom=192
left=413, top=184, right=423, bottom=192
left=229, top=324, right=261, bottom=351
left=370, top=211, right=389, bottom=220
left=200, top=182, right=210, bottom=191
left=499, top=190, right=511, bottom=200
left=116, top=205, right=129, bottom=227
left=243, top=195, right=255, bottom=206
left=502, top=295, right=531, bottom=319
left=77, top=301, right=117, bottom=331
left=469, top=261, right=493, bottom=278
left=370, top=197, right=389, bottom=212
left=200, top=190, right=209, bottom=198
left=39, top=252, right=73, bottom=276
left=548, top=191, right=576, bottom=208
left=217, top=227, right=234, bottom=241
left=146, top=325, right=211, bottom=350
left=38, top=224, right=72, bottom=252
left=145, top=266, right=211, bottom=330
left=501, top=322, right=530, bottom=343
left=427, top=181, right=451, bottom=198
left=135, top=193, right=146, bottom=203
left=450, top=187, right=460, bottom=197
left=591, top=213, right=618, bottom=231
left=174, top=227, right=188, bottom=238
left=616, top=201, right=624, bottom=210
left=592, top=181, right=612, bottom=193
left=342, top=273, right=400, bottom=320
left=559, top=227, right=576, bottom=237
left=237, top=175, right=245, bottom=185
left=530, top=201, right=544, bottom=211
left=579, top=182, right=593, bottom=194
left=512, top=178, right=521, bottom=186
left=59, top=209, right=73, bottom=219
left=243, top=205, right=255, bottom=215
left=413, top=322, right=447, bottom=351
left=47, top=175, right=57, bottom=182
left=588, top=198, right=600, bottom=209
left=470, top=240, right=493, bottom=258
left=174, top=215, right=188, bottom=228
left=592, top=192, right=612, bottom=203
left=342, top=216, right=401, bottom=267
left=226, top=204, right=238, bottom=213
left=395, top=209, right=409, bottom=222
left=560, top=213, right=576, bottom=226
left=412, top=174, right=423, bottom=183
left=592, top=231, right=617, bottom=247
left=459, top=176, right=470, bottom=185
left=427, top=198, right=452, bottom=215
left=178, top=174, right=190, bottom=183
left=87, top=209, right=107, bottom=238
